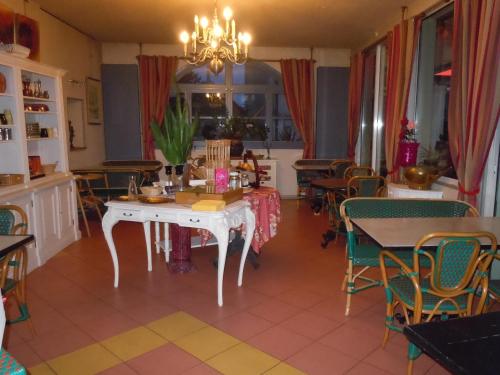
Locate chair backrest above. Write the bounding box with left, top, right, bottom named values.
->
left=329, top=160, right=355, bottom=178
left=344, top=166, right=374, bottom=179
left=413, top=232, right=497, bottom=313
left=0, top=205, right=28, bottom=235
left=347, top=176, right=386, bottom=198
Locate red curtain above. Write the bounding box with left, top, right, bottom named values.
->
left=347, top=52, right=364, bottom=160
left=137, top=55, right=178, bottom=160
left=448, top=0, right=500, bottom=206
left=280, top=59, right=315, bottom=158
left=384, top=17, right=421, bottom=181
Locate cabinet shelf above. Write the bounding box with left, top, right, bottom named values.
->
left=0, top=124, right=15, bottom=127
left=0, top=139, right=15, bottom=143
left=0, top=92, right=14, bottom=97
left=23, top=96, right=55, bottom=102
left=27, top=137, right=58, bottom=141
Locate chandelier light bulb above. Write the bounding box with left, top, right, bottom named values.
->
left=200, top=17, right=209, bottom=28
left=179, top=31, right=190, bottom=44
left=211, top=39, right=218, bottom=49
left=223, top=7, right=233, bottom=20
left=242, top=32, right=251, bottom=45
left=214, top=24, right=223, bottom=37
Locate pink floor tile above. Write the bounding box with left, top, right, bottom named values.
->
left=247, top=325, right=312, bottom=360
left=213, top=311, right=274, bottom=340
left=26, top=324, right=95, bottom=361
left=345, top=362, right=389, bottom=375
left=287, top=342, right=359, bottom=375
left=181, top=363, right=222, bottom=374
left=126, top=343, right=201, bottom=375
left=75, top=311, right=139, bottom=341
left=123, top=300, right=178, bottom=325
left=183, top=300, right=241, bottom=324
left=276, top=288, right=328, bottom=309
left=222, top=289, right=271, bottom=309
left=319, top=324, right=381, bottom=360
left=58, top=300, right=120, bottom=325
left=248, top=299, right=301, bottom=324
left=280, top=311, right=341, bottom=340
left=5, top=341, right=43, bottom=368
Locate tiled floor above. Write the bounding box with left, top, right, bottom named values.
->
left=2, top=199, right=455, bottom=374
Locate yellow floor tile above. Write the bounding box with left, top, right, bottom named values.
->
left=175, top=326, right=240, bottom=361
left=147, top=311, right=208, bottom=341
left=100, top=326, right=167, bottom=361
left=207, top=343, right=280, bottom=375
left=28, top=363, right=56, bottom=375
left=47, top=343, right=121, bottom=375
left=264, top=362, right=307, bottom=375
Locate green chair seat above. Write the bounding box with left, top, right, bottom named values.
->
left=0, top=349, right=26, bottom=375
left=389, top=276, right=468, bottom=312
left=351, top=244, right=432, bottom=268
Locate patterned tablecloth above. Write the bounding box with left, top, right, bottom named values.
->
left=201, top=187, right=281, bottom=254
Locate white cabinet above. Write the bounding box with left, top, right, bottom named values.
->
left=0, top=53, right=79, bottom=271
left=231, top=159, right=278, bottom=188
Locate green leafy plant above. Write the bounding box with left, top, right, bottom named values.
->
left=150, top=97, right=198, bottom=166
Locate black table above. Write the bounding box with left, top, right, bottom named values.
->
left=0, top=235, right=34, bottom=257
left=403, top=311, right=500, bottom=375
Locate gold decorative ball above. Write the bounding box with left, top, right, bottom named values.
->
left=404, top=166, right=440, bottom=190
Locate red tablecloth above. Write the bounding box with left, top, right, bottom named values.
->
left=201, top=187, right=281, bottom=254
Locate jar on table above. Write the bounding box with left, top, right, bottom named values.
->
left=241, top=173, right=249, bottom=187
left=229, top=171, right=240, bottom=189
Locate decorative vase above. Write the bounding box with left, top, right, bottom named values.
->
left=174, top=164, right=185, bottom=191
left=230, top=139, right=244, bottom=157
left=399, top=142, right=420, bottom=167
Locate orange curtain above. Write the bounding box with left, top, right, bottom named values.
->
left=448, top=0, right=500, bottom=206
left=137, top=55, right=178, bottom=160
left=384, top=17, right=421, bottom=181
left=347, top=52, right=364, bottom=160
left=280, top=59, right=316, bottom=158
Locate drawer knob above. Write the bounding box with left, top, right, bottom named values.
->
left=189, top=218, right=200, bottom=223
left=123, top=212, right=133, bottom=217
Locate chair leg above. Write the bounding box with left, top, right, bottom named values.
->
left=345, top=260, right=354, bottom=316
left=407, top=360, right=414, bottom=375
left=76, top=190, right=91, bottom=237
left=382, top=300, right=394, bottom=347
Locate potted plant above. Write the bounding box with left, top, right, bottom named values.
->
left=150, top=97, right=198, bottom=187
left=202, top=116, right=268, bottom=157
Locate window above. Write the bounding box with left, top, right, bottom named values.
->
left=358, top=42, right=388, bottom=175
left=414, top=5, right=456, bottom=178
left=175, top=61, right=301, bottom=147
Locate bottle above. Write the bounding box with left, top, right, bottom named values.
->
left=229, top=171, right=240, bottom=189
left=241, top=173, right=249, bottom=187
left=128, top=176, right=138, bottom=200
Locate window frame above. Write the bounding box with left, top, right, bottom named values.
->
left=176, top=62, right=303, bottom=149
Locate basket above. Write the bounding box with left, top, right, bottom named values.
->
left=0, top=174, right=24, bottom=186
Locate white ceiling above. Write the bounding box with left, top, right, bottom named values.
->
left=35, top=0, right=416, bottom=48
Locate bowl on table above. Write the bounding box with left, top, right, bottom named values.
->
left=404, top=166, right=440, bottom=190
left=140, top=186, right=163, bottom=196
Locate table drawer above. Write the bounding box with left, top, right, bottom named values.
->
left=114, top=208, right=143, bottom=221
left=145, top=211, right=176, bottom=222
left=177, top=214, right=209, bottom=228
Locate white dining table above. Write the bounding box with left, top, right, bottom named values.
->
left=102, top=200, right=255, bottom=306
left=350, top=217, right=500, bottom=248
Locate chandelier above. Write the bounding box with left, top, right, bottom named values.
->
left=179, top=1, right=251, bottom=75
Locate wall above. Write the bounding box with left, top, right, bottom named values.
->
left=103, top=43, right=350, bottom=197
left=1, top=0, right=105, bottom=169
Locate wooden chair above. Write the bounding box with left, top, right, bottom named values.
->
left=76, top=173, right=105, bottom=237
left=487, top=253, right=500, bottom=310
left=0, top=205, right=33, bottom=331
left=339, top=198, right=479, bottom=316
left=346, top=175, right=385, bottom=198
left=328, top=159, right=355, bottom=178
left=380, top=231, right=497, bottom=374
left=343, top=165, right=374, bottom=179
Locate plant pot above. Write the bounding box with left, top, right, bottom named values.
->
left=230, top=139, right=244, bottom=157
left=399, top=142, right=420, bottom=167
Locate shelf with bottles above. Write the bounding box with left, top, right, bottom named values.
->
left=21, top=70, right=55, bottom=104
left=23, top=96, right=56, bottom=103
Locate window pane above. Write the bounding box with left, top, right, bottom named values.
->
left=191, top=92, right=227, bottom=117
left=178, top=64, right=225, bottom=84
left=359, top=48, right=377, bottom=166
left=415, top=5, right=456, bottom=178
left=232, top=62, right=282, bottom=85
left=232, top=93, right=266, bottom=117
left=273, top=119, right=301, bottom=142
left=273, top=94, right=290, bottom=116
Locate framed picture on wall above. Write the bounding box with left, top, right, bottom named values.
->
left=86, top=77, right=103, bottom=125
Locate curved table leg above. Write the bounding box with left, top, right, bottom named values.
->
left=213, top=223, right=229, bottom=307
left=155, top=221, right=160, bottom=254
left=143, top=221, right=152, bottom=272
left=102, top=210, right=121, bottom=287
left=238, top=207, right=256, bottom=287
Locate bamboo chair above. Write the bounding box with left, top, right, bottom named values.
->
left=328, top=159, right=355, bottom=178
left=343, top=165, right=375, bottom=179
left=339, top=198, right=479, bottom=316
left=487, top=253, right=500, bottom=310
left=380, top=231, right=497, bottom=375
left=0, top=205, right=33, bottom=332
